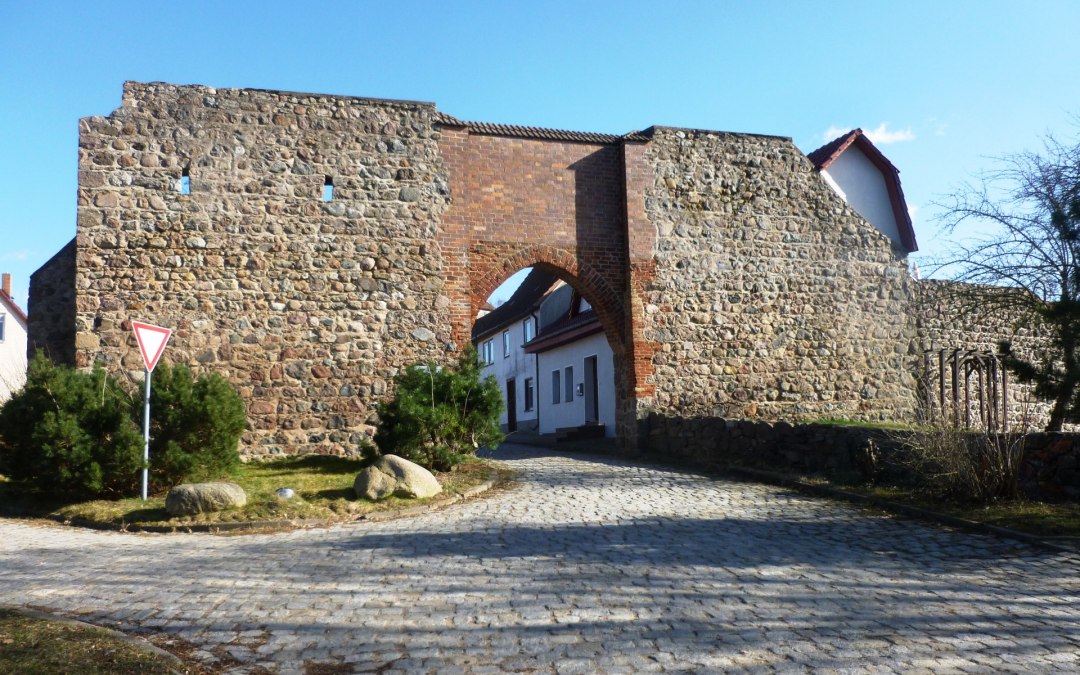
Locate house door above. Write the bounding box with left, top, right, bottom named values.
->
left=505, top=378, right=517, bottom=432
left=584, top=356, right=599, bottom=424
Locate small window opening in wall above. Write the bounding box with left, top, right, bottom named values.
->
left=323, top=176, right=334, bottom=202
left=180, top=167, right=191, bottom=195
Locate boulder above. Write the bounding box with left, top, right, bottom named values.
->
left=165, top=482, right=247, bottom=517
left=354, top=455, right=442, bottom=501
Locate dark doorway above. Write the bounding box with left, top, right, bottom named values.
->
left=506, top=378, right=517, bottom=432
left=584, top=355, right=599, bottom=424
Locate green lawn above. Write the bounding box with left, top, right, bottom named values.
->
left=0, top=455, right=503, bottom=531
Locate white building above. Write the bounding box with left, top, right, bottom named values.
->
left=473, top=268, right=617, bottom=438
left=0, top=273, right=28, bottom=401
left=808, top=129, right=918, bottom=254
left=473, top=269, right=559, bottom=433
left=524, top=285, right=616, bottom=437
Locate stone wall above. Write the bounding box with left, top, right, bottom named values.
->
left=73, top=82, right=452, bottom=455
left=643, top=413, right=888, bottom=474
left=914, top=279, right=1058, bottom=430
left=644, top=414, right=1080, bottom=502
left=27, top=238, right=77, bottom=365
left=640, top=127, right=918, bottom=424
left=1020, top=433, right=1080, bottom=501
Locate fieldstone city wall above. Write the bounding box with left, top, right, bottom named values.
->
left=65, top=82, right=452, bottom=453
left=915, top=279, right=1058, bottom=430
left=28, top=238, right=77, bottom=365
left=640, top=127, right=918, bottom=425
left=29, top=81, right=1063, bottom=457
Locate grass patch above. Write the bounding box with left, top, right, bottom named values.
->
left=0, top=455, right=502, bottom=532
left=0, top=608, right=184, bottom=675
left=777, top=468, right=1080, bottom=540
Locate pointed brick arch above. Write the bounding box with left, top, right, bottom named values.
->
left=470, top=243, right=626, bottom=359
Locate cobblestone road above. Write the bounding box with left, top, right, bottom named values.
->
left=2, top=445, right=1079, bottom=673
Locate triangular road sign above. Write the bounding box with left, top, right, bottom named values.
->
left=132, top=321, right=172, bottom=373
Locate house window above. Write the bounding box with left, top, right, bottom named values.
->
left=523, top=317, right=535, bottom=342
left=180, top=167, right=191, bottom=195
left=564, top=366, right=574, bottom=401
left=481, top=339, right=494, bottom=365
left=524, top=377, right=534, bottom=411
left=552, top=370, right=561, bottom=404
left=0, top=314, right=5, bottom=342
left=502, top=330, right=511, bottom=358
left=322, top=176, right=334, bottom=202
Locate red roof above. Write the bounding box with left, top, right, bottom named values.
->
left=807, top=129, right=918, bottom=253
left=523, top=310, right=603, bottom=354
left=0, top=289, right=27, bottom=325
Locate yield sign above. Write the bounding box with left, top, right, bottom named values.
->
left=132, top=321, right=172, bottom=373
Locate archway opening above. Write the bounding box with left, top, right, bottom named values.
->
left=471, top=265, right=620, bottom=443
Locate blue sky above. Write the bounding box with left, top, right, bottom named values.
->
left=2, top=0, right=1077, bottom=309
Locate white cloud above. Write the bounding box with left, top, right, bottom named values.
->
left=0, top=250, right=30, bottom=262
left=821, top=123, right=916, bottom=145
left=864, top=123, right=915, bottom=145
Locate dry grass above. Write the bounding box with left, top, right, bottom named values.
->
left=0, top=608, right=186, bottom=675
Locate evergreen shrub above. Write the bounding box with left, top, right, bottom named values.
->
left=145, top=363, right=246, bottom=486
left=0, top=353, right=143, bottom=499
left=374, top=347, right=504, bottom=471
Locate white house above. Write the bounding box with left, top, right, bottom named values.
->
left=0, top=273, right=28, bottom=402
left=807, top=129, right=918, bottom=254
left=524, top=285, right=616, bottom=438
left=473, top=269, right=560, bottom=433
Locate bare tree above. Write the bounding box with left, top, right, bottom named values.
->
left=937, top=127, right=1080, bottom=431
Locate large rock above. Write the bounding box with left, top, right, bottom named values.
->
left=354, top=455, right=442, bottom=501
left=165, top=482, right=248, bottom=517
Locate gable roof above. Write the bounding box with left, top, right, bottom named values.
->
left=807, top=128, right=918, bottom=252
left=472, top=268, right=560, bottom=341
left=0, top=288, right=27, bottom=326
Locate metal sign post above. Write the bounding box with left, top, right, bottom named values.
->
left=142, top=367, right=152, bottom=501
left=131, top=321, right=172, bottom=501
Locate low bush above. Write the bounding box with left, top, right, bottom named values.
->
left=0, top=355, right=247, bottom=500
left=145, top=363, right=246, bottom=486
left=0, top=354, right=143, bottom=499
left=893, top=425, right=1025, bottom=503
left=374, top=347, right=504, bottom=471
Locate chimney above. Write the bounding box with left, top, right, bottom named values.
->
left=1, top=273, right=10, bottom=297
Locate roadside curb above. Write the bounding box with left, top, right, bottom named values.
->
left=40, top=473, right=506, bottom=535
left=718, top=464, right=1080, bottom=555
left=3, top=606, right=185, bottom=674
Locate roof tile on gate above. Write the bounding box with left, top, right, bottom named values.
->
left=435, top=112, right=649, bottom=145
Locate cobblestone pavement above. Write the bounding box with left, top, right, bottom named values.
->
left=2, top=445, right=1079, bottom=673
